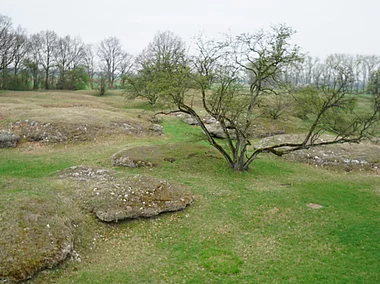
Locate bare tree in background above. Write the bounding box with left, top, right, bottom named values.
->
left=26, top=34, right=43, bottom=89
left=54, top=35, right=85, bottom=89
left=97, top=37, right=123, bottom=88
left=0, top=14, right=14, bottom=88
left=33, top=30, right=58, bottom=89
left=361, top=55, right=380, bottom=91
left=83, top=44, right=96, bottom=89
left=119, top=51, right=133, bottom=88
left=11, top=27, right=28, bottom=77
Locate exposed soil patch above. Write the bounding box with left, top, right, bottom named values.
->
left=58, top=165, right=193, bottom=222
left=306, top=203, right=323, bottom=209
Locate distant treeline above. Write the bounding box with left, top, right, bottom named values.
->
left=0, top=14, right=379, bottom=93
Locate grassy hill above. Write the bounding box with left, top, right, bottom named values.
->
left=0, top=90, right=379, bottom=283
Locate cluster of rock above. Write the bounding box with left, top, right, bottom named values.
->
left=112, top=155, right=155, bottom=168
left=257, top=134, right=380, bottom=172
left=0, top=119, right=163, bottom=146
left=173, top=112, right=286, bottom=139
left=171, top=113, right=236, bottom=139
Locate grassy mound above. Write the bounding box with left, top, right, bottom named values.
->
left=0, top=190, right=83, bottom=282
left=112, top=143, right=219, bottom=168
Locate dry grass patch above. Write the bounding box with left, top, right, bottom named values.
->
left=0, top=91, right=159, bottom=144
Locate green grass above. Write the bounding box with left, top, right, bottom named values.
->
left=0, top=91, right=379, bottom=283
left=0, top=154, right=72, bottom=178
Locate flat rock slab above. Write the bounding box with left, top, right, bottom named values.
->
left=59, top=165, right=193, bottom=222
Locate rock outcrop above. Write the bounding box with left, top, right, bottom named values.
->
left=59, top=165, right=193, bottom=222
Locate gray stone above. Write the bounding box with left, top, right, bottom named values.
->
left=0, top=131, right=20, bottom=148
left=150, top=124, right=163, bottom=135
left=183, top=117, right=199, bottom=125
left=202, top=115, right=217, bottom=124
left=205, top=124, right=236, bottom=139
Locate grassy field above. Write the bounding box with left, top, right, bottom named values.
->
left=0, top=91, right=379, bottom=283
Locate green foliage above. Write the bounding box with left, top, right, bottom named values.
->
left=260, top=94, right=291, bottom=120
left=126, top=31, right=191, bottom=107
left=293, top=86, right=324, bottom=119
left=294, top=86, right=357, bottom=132
left=57, top=66, right=90, bottom=90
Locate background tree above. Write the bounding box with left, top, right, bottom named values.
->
left=26, top=34, right=43, bottom=90
left=97, top=37, right=124, bottom=88
left=62, top=66, right=89, bottom=90
left=367, top=68, right=380, bottom=109
left=83, top=44, right=96, bottom=89
left=54, top=35, right=85, bottom=89
left=119, top=51, right=133, bottom=88
left=126, top=31, right=189, bottom=107
left=98, top=72, right=107, bottom=96
left=35, top=30, right=58, bottom=89
left=0, top=14, right=14, bottom=89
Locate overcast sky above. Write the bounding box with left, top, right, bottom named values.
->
left=1, top=0, right=379, bottom=58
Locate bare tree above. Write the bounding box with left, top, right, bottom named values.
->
left=33, top=30, right=58, bottom=89
left=188, top=25, right=303, bottom=171
left=54, top=35, right=85, bottom=89
left=97, top=37, right=123, bottom=88
left=0, top=14, right=14, bottom=88
left=11, top=27, right=28, bottom=77
left=361, top=55, right=380, bottom=91
left=82, top=44, right=96, bottom=89
left=119, top=51, right=133, bottom=88
left=26, top=33, right=43, bottom=89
